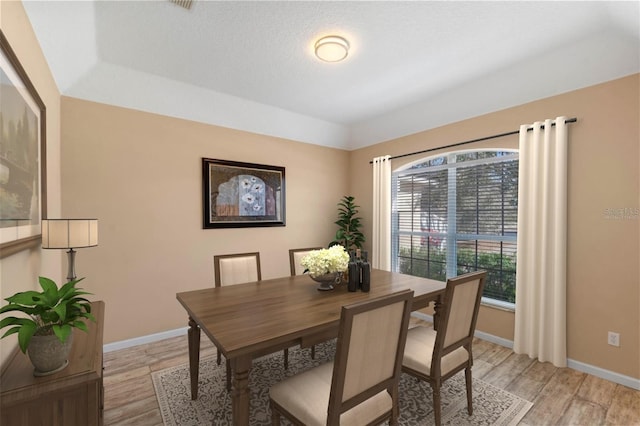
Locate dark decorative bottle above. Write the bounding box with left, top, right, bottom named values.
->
left=360, top=251, right=371, bottom=292
left=347, top=252, right=358, bottom=292
left=355, top=249, right=362, bottom=289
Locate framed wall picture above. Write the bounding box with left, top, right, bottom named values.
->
left=202, top=158, right=285, bottom=228
left=0, top=31, right=47, bottom=258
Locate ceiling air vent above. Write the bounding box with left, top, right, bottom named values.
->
left=169, top=0, right=193, bottom=10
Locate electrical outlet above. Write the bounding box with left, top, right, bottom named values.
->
left=608, top=331, right=620, bottom=347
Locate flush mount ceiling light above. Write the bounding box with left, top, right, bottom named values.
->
left=168, top=0, right=193, bottom=9
left=314, top=35, right=350, bottom=62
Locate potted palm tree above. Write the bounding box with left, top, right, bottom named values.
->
left=330, top=195, right=365, bottom=252
left=0, top=276, right=95, bottom=376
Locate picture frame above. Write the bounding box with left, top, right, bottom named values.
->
left=0, top=31, right=47, bottom=259
left=202, top=158, right=285, bottom=228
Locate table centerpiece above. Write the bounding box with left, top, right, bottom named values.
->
left=300, top=245, right=350, bottom=291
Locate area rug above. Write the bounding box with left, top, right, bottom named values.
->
left=152, top=341, right=532, bottom=425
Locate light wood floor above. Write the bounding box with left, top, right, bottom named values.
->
left=103, top=319, right=640, bottom=426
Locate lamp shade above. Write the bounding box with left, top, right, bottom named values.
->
left=41, top=219, right=98, bottom=249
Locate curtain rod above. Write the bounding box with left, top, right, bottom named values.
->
left=369, top=117, right=577, bottom=164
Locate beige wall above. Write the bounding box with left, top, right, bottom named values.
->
left=1, top=0, right=638, bottom=382
left=60, top=97, right=349, bottom=344
left=350, top=74, right=640, bottom=379
left=0, top=1, right=63, bottom=366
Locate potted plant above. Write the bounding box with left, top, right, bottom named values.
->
left=330, top=195, right=365, bottom=253
left=0, top=276, right=95, bottom=376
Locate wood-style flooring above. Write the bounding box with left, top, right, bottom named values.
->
left=103, top=319, right=640, bottom=425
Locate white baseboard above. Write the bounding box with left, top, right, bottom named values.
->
left=410, top=312, right=639, bottom=391
left=567, top=359, right=640, bottom=391
left=104, top=315, right=639, bottom=391
left=103, top=327, right=188, bottom=353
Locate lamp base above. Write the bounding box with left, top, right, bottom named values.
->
left=66, top=249, right=77, bottom=282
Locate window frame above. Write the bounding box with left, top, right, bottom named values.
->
left=391, top=149, right=518, bottom=311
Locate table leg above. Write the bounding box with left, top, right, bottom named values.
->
left=433, top=295, right=442, bottom=331
left=231, top=355, right=251, bottom=426
left=187, top=317, right=201, bottom=400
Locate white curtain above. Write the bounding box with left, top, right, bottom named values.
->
left=372, top=155, right=391, bottom=270
left=514, top=117, right=568, bottom=367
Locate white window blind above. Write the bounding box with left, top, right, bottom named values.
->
left=392, top=150, right=518, bottom=305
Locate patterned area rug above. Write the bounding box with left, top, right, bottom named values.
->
left=152, top=341, right=532, bottom=425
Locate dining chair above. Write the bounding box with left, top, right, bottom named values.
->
left=214, top=251, right=262, bottom=287
left=269, top=289, right=414, bottom=426
left=288, top=247, right=323, bottom=276
left=401, top=270, right=486, bottom=426
left=213, top=252, right=288, bottom=391
left=288, top=247, right=322, bottom=358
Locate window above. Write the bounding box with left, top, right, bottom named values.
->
left=392, top=150, right=518, bottom=308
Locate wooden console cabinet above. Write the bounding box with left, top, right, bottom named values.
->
left=0, top=301, right=105, bottom=426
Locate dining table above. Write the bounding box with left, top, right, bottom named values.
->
left=176, top=268, right=446, bottom=426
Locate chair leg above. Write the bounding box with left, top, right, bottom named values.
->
left=311, top=345, right=316, bottom=359
left=465, top=367, right=473, bottom=415
left=390, top=386, right=399, bottom=426
left=226, top=358, right=232, bottom=391
left=390, top=410, right=398, bottom=426
left=270, top=402, right=281, bottom=426
left=432, top=383, right=442, bottom=426
left=283, top=348, right=289, bottom=369
left=217, top=348, right=221, bottom=365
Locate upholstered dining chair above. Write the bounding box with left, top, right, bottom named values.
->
left=214, top=251, right=262, bottom=287
left=288, top=247, right=322, bottom=276
left=213, top=252, right=288, bottom=391
left=401, top=270, right=486, bottom=426
left=288, top=247, right=322, bottom=358
left=269, top=289, right=414, bottom=426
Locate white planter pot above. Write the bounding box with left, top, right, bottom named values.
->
left=27, top=332, right=74, bottom=376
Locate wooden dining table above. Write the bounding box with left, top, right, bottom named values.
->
left=176, top=268, right=446, bottom=426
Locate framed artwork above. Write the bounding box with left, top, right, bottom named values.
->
left=0, top=31, right=47, bottom=259
left=202, top=158, right=285, bottom=228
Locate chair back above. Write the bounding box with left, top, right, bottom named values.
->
left=288, top=247, right=322, bottom=276
left=327, top=290, right=413, bottom=423
left=433, top=271, right=486, bottom=368
left=213, top=252, right=261, bottom=287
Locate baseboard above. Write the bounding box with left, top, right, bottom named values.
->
left=410, top=312, right=639, bottom=391
left=105, top=315, right=639, bottom=391
left=567, top=359, right=640, bottom=391
left=103, top=327, right=188, bottom=353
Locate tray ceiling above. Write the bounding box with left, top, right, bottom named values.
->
left=22, top=1, right=640, bottom=149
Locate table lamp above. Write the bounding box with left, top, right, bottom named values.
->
left=41, top=219, right=98, bottom=281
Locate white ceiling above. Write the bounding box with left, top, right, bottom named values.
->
left=22, top=1, right=640, bottom=150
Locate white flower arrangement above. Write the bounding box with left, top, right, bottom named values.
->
left=301, top=245, right=350, bottom=277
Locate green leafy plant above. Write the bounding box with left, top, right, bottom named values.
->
left=0, top=277, right=95, bottom=353
left=398, top=247, right=516, bottom=303
left=330, top=195, right=365, bottom=252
